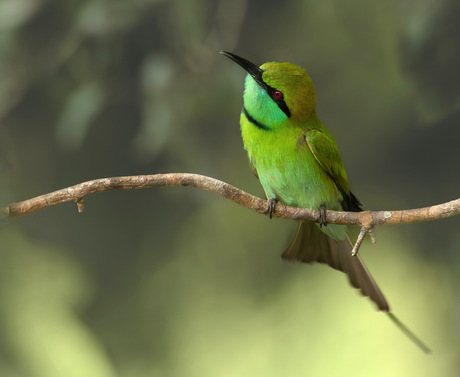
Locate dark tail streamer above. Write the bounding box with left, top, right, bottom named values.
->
left=386, top=312, right=432, bottom=354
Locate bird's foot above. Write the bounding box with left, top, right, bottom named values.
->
left=318, top=205, right=327, bottom=228
left=264, top=198, right=278, bottom=219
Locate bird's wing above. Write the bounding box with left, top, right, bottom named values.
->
left=304, top=129, right=361, bottom=211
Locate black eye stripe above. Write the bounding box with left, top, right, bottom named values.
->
left=254, top=70, right=291, bottom=118
left=266, top=85, right=291, bottom=118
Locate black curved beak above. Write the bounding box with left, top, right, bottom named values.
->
left=220, top=51, right=264, bottom=87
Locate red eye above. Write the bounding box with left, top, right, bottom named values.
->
left=273, top=90, right=283, bottom=99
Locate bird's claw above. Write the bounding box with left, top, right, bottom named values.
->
left=318, top=205, right=327, bottom=228
left=264, top=198, right=278, bottom=219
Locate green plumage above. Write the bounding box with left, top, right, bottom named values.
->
left=240, top=60, right=363, bottom=240
left=221, top=51, right=430, bottom=352
left=241, top=111, right=348, bottom=240
left=222, top=51, right=387, bottom=308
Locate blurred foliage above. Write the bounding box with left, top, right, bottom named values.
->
left=1, top=0, right=460, bottom=376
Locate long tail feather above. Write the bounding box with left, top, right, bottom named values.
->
left=386, top=313, right=431, bottom=354
left=282, top=221, right=389, bottom=311
left=282, top=221, right=431, bottom=353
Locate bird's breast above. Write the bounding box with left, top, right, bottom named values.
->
left=240, top=117, right=342, bottom=211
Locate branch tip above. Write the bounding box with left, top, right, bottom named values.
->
left=1, top=206, right=9, bottom=217
left=369, top=226, right=376, bottom=244
left=76, top=198, right=85, bottom=213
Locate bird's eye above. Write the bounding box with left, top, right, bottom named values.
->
left=273, top=90, right=283, bottom=99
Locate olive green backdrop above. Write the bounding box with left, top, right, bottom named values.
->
left=1, top=1, right=459, bottom=376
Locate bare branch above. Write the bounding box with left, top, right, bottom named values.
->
left=2, top=174, right=459, bottom=231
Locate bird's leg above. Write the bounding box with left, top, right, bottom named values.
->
left=318, top=204, right=327, bottom=228
left=264, top=198, right=278, bottom=219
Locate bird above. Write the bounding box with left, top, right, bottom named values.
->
left=221, top=50, right=430, bottom=353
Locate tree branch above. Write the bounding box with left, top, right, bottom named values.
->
left=2, top=173, right=459, bottom=229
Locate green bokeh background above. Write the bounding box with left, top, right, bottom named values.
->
left=1, top=1, right=460, bottom=376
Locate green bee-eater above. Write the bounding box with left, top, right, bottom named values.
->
left=221, top=51, right=429, bottom=352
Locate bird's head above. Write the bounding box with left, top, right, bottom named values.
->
left=221, top=51, right=317, bottom=128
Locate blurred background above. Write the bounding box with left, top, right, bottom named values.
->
left=0, top=0, right=459, bottom=376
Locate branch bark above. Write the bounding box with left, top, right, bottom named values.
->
left=2, top=173, right=459, bottom=228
